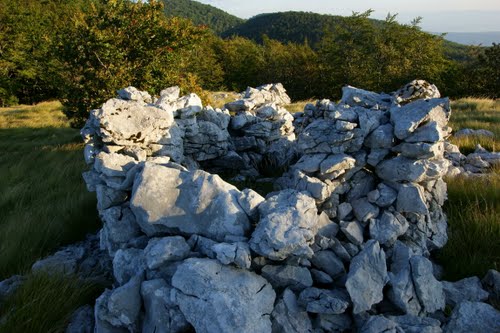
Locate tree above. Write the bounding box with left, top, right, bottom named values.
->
left=56, top=0, right=208, bottom=126
left=317, top=10, right=378, bottom=98
left=213, top=37, right=265, bottom=92
left=0, top=0, right=86, bottom=106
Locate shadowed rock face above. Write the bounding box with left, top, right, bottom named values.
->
left=66, top=80, right=499, bottom=333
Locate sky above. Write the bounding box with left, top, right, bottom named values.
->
left=197, top=0, right=500, bottom=32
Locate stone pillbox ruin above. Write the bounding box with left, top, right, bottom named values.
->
left=78, top=80, right=500, bottom=332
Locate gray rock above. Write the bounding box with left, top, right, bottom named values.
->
left=352, top=197, right=380, bottom=222
left=112, top=248, right=146, bottom=285
left=405, top=121, right=450, bottom=143
left=359, top=315, right=401, bottom=333
left=482, top=269, right=500, bottom=304
left=96, top=185, right=128, bottom=211
left=117, top=86, right=152, bottom=103
left=396, top=183, right=429, bottom=214
left=141, top=279, right=190, bottom=333
left=187, top=235, right=217, bottom=258
left=340, top=86, right=392, bottom=109
left=392, top=142, right=444, bottom=159
left=340, top=220, right=364, bottom=245
left=393, top=80, right=441, bottom=104
left=276, top=170, right=331, bottom=202
left=365, top=124, right=394, bottom=149
left=410, top=256, right=445, bottom=313
left=237, top=188, right=265, bottom=221
left=311, top=269, right=334, bottom=284
left=374, top=183, right=397, bottom=207
left=272, top=289, right=313, bottom=333
left=32, top=246, right=85, bottom=276
left=369, top=211, right=409, bottom=246
left=94, top=275, right=142, bottom=332
left=144, top=236, right=191, bottom=270
left=250, top=190, right=319, bottom=260
left=390, top=98, right=450, bottom=140
left=212, top=242, right=252, bottom=269
left=387, top=242, right=422, bottom=315
left=298, top=287, right=351, bottom=314
left=442, top=277, right=489, bottom=307
left=454, top=128, right=494, bottom=138
left=131, top=163, right=251, bottom=241
left=367, top=148, right=390, bottom=166
left=100, top=206, right=141, bottom=255
left=157, top=86, right=181, bottom=104
left=314, top=313, right=352, bottom=332
left=66, top=305, right=95, bottom=333
left=293, top=154, right=328, bottom=173
left=388, top=315, right=442, bottom=333
left=376, top=156, right=450, bottom=183
left=0, top=275, right=25, bottom=303
left=91, top=98, right=175, bottom=146
left=444, top=301, right=500, bottom=333
left=261, top=265, right=313, bottom=291
left=311, top=251, right=345, bottom=279
left=172, top=258, right=276, bottom=333
left=346, top=240, right=388, bottom=314
left=337, top=202, right=353, bottom=220
left=319, top=154, right=356, bottom=175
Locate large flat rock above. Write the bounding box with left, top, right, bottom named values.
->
left=172, top=258, right=276, bottom=333
left=131, top=163, right=251, bottom=241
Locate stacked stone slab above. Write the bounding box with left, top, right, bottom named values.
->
left=224, top=83, right=296, bottom=177
left=76, top=81, right=499, bottom=333
left=284, top=83, right=451, bottom=256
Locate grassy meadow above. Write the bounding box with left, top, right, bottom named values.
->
left=0, top=102, right=102, bottom=332
left=0, top=96, right=497, bottom=331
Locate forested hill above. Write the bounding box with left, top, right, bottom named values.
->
left=222, top=11, right=344, bottom=45
left=162, top=2, right=469, bottom=59
left=162, top=0, right=244, bottom=34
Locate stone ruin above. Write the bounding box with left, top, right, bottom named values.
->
left=12, top=80, right=498, bottom=332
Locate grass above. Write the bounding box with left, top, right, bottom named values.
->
left=0, top=101, right=101, bottom=332
left=0, top=101, right=100, bottom=278
left=449, top=98, right=499, bottom=154
left=0, top=273, right=103, bottom=333
left=437, top=168, right=500, bottom=281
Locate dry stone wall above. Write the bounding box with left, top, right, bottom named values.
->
left=74, top=80, right=500, bottom=333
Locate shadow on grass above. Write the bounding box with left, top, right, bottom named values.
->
left=0, top=273, right=104, bottom=333
left=0, top=127, right=100, bottom=279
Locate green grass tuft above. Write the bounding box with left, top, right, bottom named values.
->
left=0, top=102, right=100, bottom=279
left=449, top=98, right=499, bottom=154
left=0, top=273, right=103, bottom=333
left=437, top=170, right=500, bottom=281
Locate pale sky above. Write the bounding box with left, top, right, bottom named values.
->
left=197, top=0, right=500, bottom=32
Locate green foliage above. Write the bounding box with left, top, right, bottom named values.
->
left=318, top=12, right=447, bottom=98
left=222, top=11, right=343, bottom=46
left=56, top=0, right=208, bottom=126
left=213, top=36, right=266, bottom=92
left=0, top=0, right=86, bottom=106
left=162, top=0, right=244, bottom=34
left=0, top=273, right=104, bottom=333
left=0, top=102, right=100, bottom=279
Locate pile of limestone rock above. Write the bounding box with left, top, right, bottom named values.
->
left=62, top=80, right=499, bottom=333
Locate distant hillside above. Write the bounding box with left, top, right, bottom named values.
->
left=162, top=0, right=244, bottom=34
left=440, top=32, right=500, bottom=46
left=222, top=12, right=344, bottom=45
left=161, top=4, right=472, bottom=61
